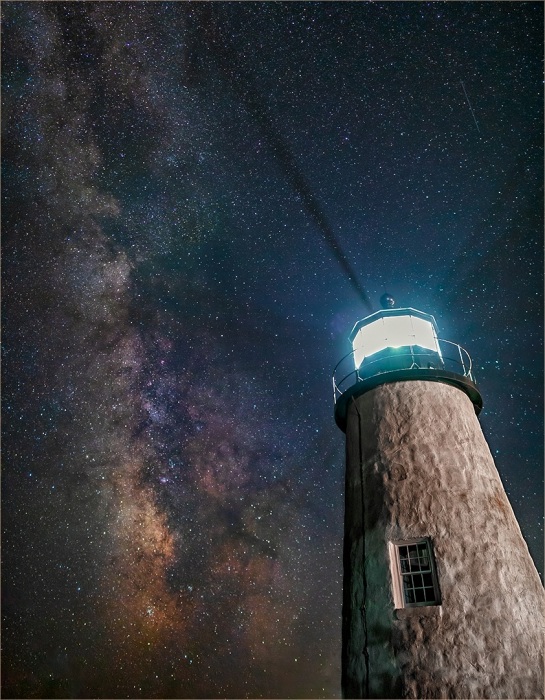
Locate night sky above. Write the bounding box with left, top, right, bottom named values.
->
left=2, top=2, right=543, bottom=698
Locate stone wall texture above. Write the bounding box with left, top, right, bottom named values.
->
left=342, top=380, right=544, bottom=699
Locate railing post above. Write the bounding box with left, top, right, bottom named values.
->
left=458, top=344, right=466, bottom=375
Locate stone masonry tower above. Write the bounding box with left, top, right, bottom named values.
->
left=332, top=296, right=544, bottom=699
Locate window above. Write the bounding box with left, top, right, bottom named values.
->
left=390, top=538, right=441, bottom=609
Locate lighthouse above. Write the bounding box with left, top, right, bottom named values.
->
left=333, top=296, right=544, bottom=699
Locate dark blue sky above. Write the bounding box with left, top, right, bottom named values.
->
left=3, top=3, right=543, bottom=698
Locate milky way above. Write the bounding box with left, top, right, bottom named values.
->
left=2, top=3, right=543, bottom=698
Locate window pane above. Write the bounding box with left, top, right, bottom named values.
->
left=422, top=572, right=433, bottom=587
left=415, top=588, right=426, bottom=603
left=405, top=588, right=415, bottom=604
left=403, top=577, right=413, bottom=596
left=418, top=546, right=430, bottom=569
left=424, top=587, right=436, bottom=602
left=409, top=557, right=420, bottom=571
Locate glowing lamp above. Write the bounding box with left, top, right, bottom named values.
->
left=350, top=308, right=442, bottom=370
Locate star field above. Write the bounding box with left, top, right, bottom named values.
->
left=2, top=3, right=543, bottom=698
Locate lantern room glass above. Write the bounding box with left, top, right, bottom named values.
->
left=352, top=313, right=441, bottom=369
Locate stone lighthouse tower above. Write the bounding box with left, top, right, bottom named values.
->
left=332, top=296, right=544, bottom=699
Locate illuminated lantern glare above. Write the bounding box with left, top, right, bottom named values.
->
left=350, top=308, right=442, bottom=369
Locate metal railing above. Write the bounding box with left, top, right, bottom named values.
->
left=332, top=339, right=476, bottom=404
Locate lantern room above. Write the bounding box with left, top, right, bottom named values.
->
left=350, top=307, right=442, bottom=374
left=332, top=300, right=483, bottom=431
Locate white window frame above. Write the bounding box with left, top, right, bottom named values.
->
left=389, top=538, right=441, bottom=609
